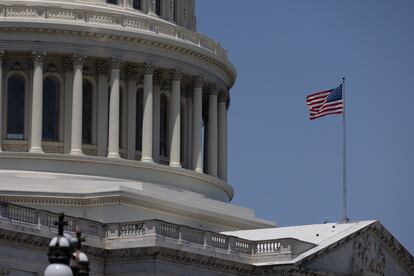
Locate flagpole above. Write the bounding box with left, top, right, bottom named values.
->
left=342, top=77, right=350, bottom=222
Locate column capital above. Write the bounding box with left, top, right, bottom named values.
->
left=110, top=58, right=123, bottom=70
left=208, top=85, right=219, bottom=96
left=96, top=60, right=110, bottom=75
left=144, top=63, right=156, bottom=75
left=218, top=91, right=229, bottom=103
left=72, top=54, right=87, bottom=66
left=32, top=51, right=46, bottom=63
left=171, top=69, right=183, bottom=81
left=193, top=76, right=204, bottom=88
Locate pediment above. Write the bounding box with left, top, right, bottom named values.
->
left=301, top=225, right=414, bottom=276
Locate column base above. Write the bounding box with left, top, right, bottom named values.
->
left=195, top=168, right=204, bottom=174
left=141, top=157, right=154, bottom=163
left=70, top=149, right=84, bottom=156
left=169, top=162, right=182, bottom=168
left=29, top=147, right=44, bottom=154
left=107, top=152, right=121, bottom=159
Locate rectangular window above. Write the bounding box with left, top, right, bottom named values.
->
left=133, top=0, right=141, bottom=10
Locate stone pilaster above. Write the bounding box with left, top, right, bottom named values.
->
left=96, top=60, right=110, bottom=157
left=0, top=51, right=4, bottom=152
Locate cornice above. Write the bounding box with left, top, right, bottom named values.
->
left=0, top=2, right=237, bottom=87
left=0, top=195, right=262, bottom=231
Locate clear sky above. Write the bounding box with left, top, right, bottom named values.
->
left=197, top=0, right=414, bottom=254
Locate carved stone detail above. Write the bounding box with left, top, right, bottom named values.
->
left=352, top=234, right=386, bottom=275
left=63, top=57, right=73, bottom=72
left=110, top=57, right=123, bottom=70
left=144, top=63, right=155, bottom=75
left=72, top=54, right=86, bottom=66
left=193, top=76, right=203, bottom=88
left=32, top=51, right=45, bottom=63
left=96, top=60, right=110, bottom=75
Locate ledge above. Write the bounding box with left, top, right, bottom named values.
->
left=0, top=152, right=234, bottom=202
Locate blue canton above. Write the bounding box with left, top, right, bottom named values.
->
left=326, top=85, right=342, bottom=102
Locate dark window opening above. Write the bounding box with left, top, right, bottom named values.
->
left=7, top=75, right=25, bottom=140
left=156, top=0, right=161, bottom=16
left=135, top=89, right=144, bottom=151
left=106, top=0, right=118, bottom=4
left=160, top=94, right=168, bottom=157
left=42, top=77, right=59, bottom=141
left=133, top=0, right=141, bottom=10
left=82, top=80, right=93, bottom=144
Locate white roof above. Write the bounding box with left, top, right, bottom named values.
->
left=222, top=220, right=377, bottom=265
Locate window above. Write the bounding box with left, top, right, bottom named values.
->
left=160, top=94, right=168, bottom=157
left=82, top=80, right=93, bottom=144
left=106, top=0, right=118, bottom=4
left=135, top=88, right=144, bottom=151
left=7, top=75, right=25, bottom=140
left=133, top=0, right=141, bottom=10
left=42, top=77, right=59, bottom=141
left=155, top=0, right=161, bottom=16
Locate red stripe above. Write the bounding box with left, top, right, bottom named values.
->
left=306, top=89, right=332, bottom=99
left=310, top=111, right=342, bottom=120
left=306, top=92, right=331, bottom=103
left=309, top=101, right=343, bottom=112
left=307, top=98, right=327, bottom=107
left=310, top=106, right=343, bottom=116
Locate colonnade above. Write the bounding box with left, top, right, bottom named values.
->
left=0, top=52, right=228, bottom=180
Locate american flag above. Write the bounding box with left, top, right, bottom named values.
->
left=306, top=84, right=343, bottom=120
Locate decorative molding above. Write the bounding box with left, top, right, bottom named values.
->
left=170, top=69, right=183, bottom=81
left=110, top=57, right=123, bottom=70
left=62, top=57, right=73, bottom=72
left=31, top=51, right=45, bottom=64
left=193, top=76, right=203, bottom=88
left=143, top=63, right=155, bottom=75
left=96, top=60, right=110, bottom=75
left=0, top=1, right=236, bottom=86
left=72, top=54, right=86, bottom=66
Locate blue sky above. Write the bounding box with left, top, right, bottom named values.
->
left=197, top=0, right=414, bottom=254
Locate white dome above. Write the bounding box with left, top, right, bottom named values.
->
left=44, top=264, right=73, bottom=276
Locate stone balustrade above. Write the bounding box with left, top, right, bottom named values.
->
left=0, top=202, right=315, bottom=263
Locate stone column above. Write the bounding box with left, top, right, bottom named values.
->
left=186, top=92, right=193, bottom=169
left=207, top=88, right=218, bottom=177
left=152, top=74, right=161, bottom=163
left=192, top=77, right=203, bottom=173
left=96, top=61, right=109, bottom=157
left=70, top=55, right=86, bottom=155
left=141, top=64, right=155, bottom=163
left=63, top=58, right=73, bottom=154
left=127, top=66, right=138, bottom=160
left=0, top=52, right=4, bottom=152
left=169, top=70, right=181, bottom=168
left=29, top=51, right=45, bottom=153
left=107, top=58, right=122, bottom=159
left=218, top=93, right=228, bottom=181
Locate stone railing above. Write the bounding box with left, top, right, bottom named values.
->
left=0, top=2, right=228, bottom=60
left=0, top=202, right=309, bottom=262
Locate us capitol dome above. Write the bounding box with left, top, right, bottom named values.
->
left=0, top=1, right=413, bottom=275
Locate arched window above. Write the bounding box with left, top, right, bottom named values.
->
left=160, top=94, right=168, bottom=157
left=42, top=77, right=59, bottom=141
left=156, top=0, right=161, bottom=16
left=7, top=75, right=25, bottom=140
left=135, top=88, right=144, bottom=151
left=82, top=80, right=93, bottom=144
left=133, top=0, right=141, bottom=10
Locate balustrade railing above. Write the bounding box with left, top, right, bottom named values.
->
left=0, top=3, right=230, bottom=60
left=0, top=202, right=301, bottom=259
